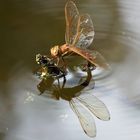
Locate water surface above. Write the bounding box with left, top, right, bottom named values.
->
left=0, top=0, right=140, bottom=140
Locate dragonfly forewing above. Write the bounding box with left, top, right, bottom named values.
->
left=65, top=1, right=79, bottom=45
left=72, top=14, right=95, bottom=48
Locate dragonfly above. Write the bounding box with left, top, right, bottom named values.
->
left=50, top=1, right=109, bottom=69
left=37, top=67, right=110, bottom=137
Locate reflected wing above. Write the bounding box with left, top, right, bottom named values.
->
left=77, top=94, right=110, bottom=121
left=69, top=47, right=110, bottom=69
left=69, top=98, right=96, bottom=137
left=72, top=14, right=95, bottom=48
left=65, top=1, right=79, bottom=45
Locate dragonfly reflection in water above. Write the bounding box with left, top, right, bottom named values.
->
left=50, top=1, right=109, bottom=70
left=36, top=66, right=110, bottom=137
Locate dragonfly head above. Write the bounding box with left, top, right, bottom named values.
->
left=36, top=54, right=52, bottom=66
left=50, top=45, right=59, bottom=57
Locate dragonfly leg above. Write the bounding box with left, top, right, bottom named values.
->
left=80, top=61, right=96, bottom=72
left=56, top=57, right=60, bottom=66
left=61, top=56, right=67, bottom=72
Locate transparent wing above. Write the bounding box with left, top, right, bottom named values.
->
left=69, top=98, right=96, bottom=137
left=65, top=1, right=79, bottom=45
left=69, top=47, right=110, bottom=69
left=77, top=94, right=110, bottom=121
left=72, top=14, right=95, bottom=48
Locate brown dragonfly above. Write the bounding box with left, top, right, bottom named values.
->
left=50, top=1, right=109, bottom=69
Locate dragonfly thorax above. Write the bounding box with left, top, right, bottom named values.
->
left=51, top=44, right=69, bottom=57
